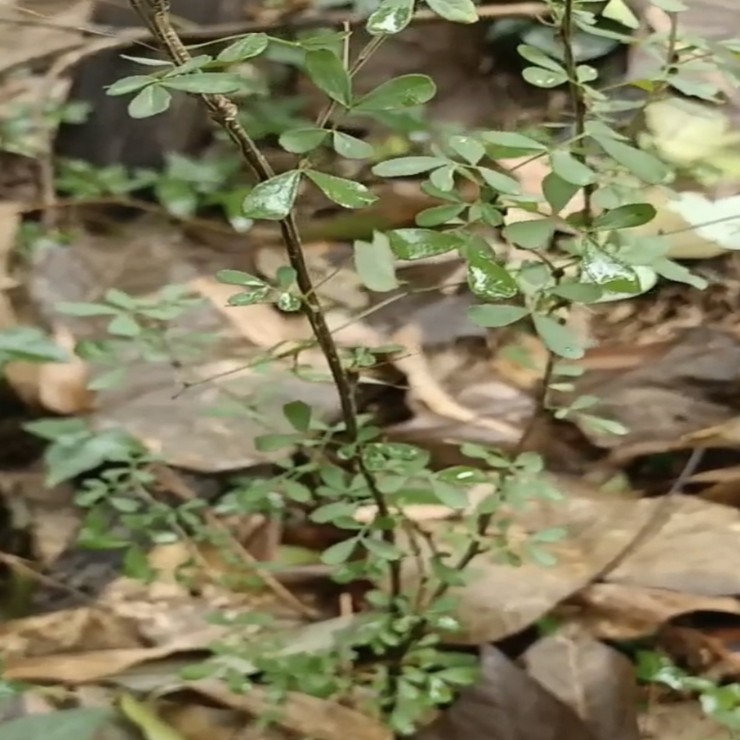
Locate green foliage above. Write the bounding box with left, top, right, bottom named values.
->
left=57, top=284, right=208, bottom=389
left=23, top=0, right=732, bottom=735
left=0, top=327, right=67, bottom=366
left=638, top=651, right=740, bottom=733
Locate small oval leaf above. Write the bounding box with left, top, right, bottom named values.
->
left=242, top=170, right=302, bottom=220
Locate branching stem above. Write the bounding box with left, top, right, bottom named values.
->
left=129, top=0, right=400, bottom=618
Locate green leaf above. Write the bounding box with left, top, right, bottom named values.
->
left=467, top=304, right=529, bottom=327
left=276, top=266, right=297, bottom=288
left=503, top=219, right=555, bottom=249
left=415, top=203, right=465, bottom=227
left=332, top=131, right=374, bottom=159
left=388, top=228, right=462, bottom=259
left=652, top=257, right=707, bottom=290
left=593, top=136, right=670, bottom=184
left=227, top=287, right=272, bottom=306
left=306, top=170, right=378, bottom=209
left=353, top=74, right=436, bottom=111
left=107, top=75, right=152, bottom=96
left=431, top=479, right=469, bottom=509
left=0, top=709, right=111, bottom=740
left=46, top=429, right=140, bottom=486
left=305, top=49, right=351, bottom=106
left=542, top=172, right=580, bottom=214
left=161, top=73, right=244, bottom=93
left=354, top=232, right=398, bottom=292
left=363, top=537, right=402, bottom=560
left=479, top=131, right=547, bottom=151
left=217, top=33, right=269, bottom=62
left=367, top=0, right=415, bottom=34
left=88, top=367, right=127, bottom=390
left=425, top=0, right=478, bottom=23
left=243, top=170, right=301, bottom=220
left=477, top=167, right=521, bottom=194
left=582, top=244, right=640, bottom=293
left=255, top=433, right=298, bottom=452
left=465, top=243, right=518, bottom=300
left=321, top=538, right=357, bottom=565
left=171, top=55, right=212, bottom=74
left=372, top=156, right=444, bottom=177
left=532, top=314, right=584, bottom=359
left=449, top=135, right=485, bottom=164
left=429, top=165, right=456, bottom=191
left=593, top=203, right=656, bottom=230
left=108, top=313, right=141, bottom=337
left=311, top=501, right=358, bottom=524
left=0, top=327, right=67, bottom=364
left=128, top=85, right=171, bottom=118
left=216, top=269, right=267, bottom=288
left=279, top=127, right=328, bottom=154
left=517, top=44, right=565, bottom=73
left=550, top=150, right=596, bottom=186
left=550, top=282, right=602, bottom=303
left=277, top=292, right=301, bottom=312
left=522, top=67, right=568, bottom=88
left=283, top=400, right=311, bottom=432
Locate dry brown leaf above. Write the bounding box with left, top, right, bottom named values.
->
left=0, top=470, right=81, bottom=565
left=572, top=328, right=740, bottom=451
left=608, top=496, right=740, bottom=595
left=523, top=631, right=641, bottom=740
left=160, top=704, right=260, bottom=740
left=0, top=607, right=140, bottom=663
left=567, top=583, right=740, bottom=640
left=0, top=1, right=93, bottom=72
left=683, top=418, right=740, bottom=448
left=0, top=200, right=44, bottom=404
left=191, top=680, right=392, bottom=740
left=3, top=626, right=223, bottom=684
left=392, top=324, right=520, bottom=441
left=414, top=645, right=594, bottom=740
left=37, top=323, right=95, bottom=413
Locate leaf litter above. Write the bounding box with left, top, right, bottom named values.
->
left=5, top=2, right=740, bottom=740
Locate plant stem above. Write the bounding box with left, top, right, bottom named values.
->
left=559, top=0, right=594, bottom=222
left=129, top=0, right=401, bottom=616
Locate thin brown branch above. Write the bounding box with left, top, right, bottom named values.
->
left=128, top=0, right=400, bottom=617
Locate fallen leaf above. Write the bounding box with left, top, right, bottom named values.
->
left=413, top=645, right=594, bottom=740
left=190, top=680, right=391, bottom=740
left=2, top=627, right=222, bottom=684
left=37, top=324, right=95, bottom=414
left=0, top=1, right=92, bottom=73
left=567, top=583, right=740, bottom=640
left=392, top=323, right=521, bottom=441
left=0, top=607, right=140, bottom=663
left=571, top=328, right=740, bottom=451
left=609, top=495, right=740, bottom=596
left=523, top=631, right=641, bottom=740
